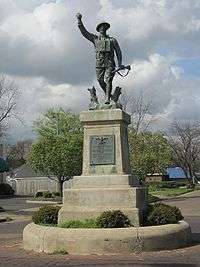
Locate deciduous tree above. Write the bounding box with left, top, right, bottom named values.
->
left=6, top=140, right=32, bottom=169
left=120, top=92, right=156, bottom=134
left=129, top=130, right=172, bottom=181
left=167, top=121, right=200, bottom=184
left=28, top=108, right=83, bottom=196
left=0, top=75, right=19, bottom=132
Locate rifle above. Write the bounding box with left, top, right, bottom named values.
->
left=113, top=65, right=131, bottom=77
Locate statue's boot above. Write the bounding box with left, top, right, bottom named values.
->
left=98, top=80, right=106, bottom=95
left=105, top=82, right=112, bottom=104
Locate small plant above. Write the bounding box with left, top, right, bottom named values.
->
left=34, top=191, right=44, bottom=198
left=143, top=203, right=184, bottom=226
left=52, top=192, right=61, bottom=197
left=51, top=249, right=68, bottom=255
left=96, top=210, right=132, bottom=228
left=59, top=218, right=97, bottom=228
left=0, top=183, right=14, bottom=195
left=43, top=191, right=53, bottom=198
left=32, top=205, right=61, bottom=225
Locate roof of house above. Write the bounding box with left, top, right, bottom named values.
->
left=11, top=164, right=44, bottom=178
left=166, top=167, right=187, bottom=179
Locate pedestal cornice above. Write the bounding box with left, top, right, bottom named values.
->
left=80, top=109, right=131, bottom=125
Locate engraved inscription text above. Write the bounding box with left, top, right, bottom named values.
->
left=90, top=135, right=115, bottom=165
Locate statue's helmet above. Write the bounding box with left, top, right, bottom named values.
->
left=96, top=21, right=110, bottom=32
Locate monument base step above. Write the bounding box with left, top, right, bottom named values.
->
left=58, top=186, right=147, bottom=226
left=72, top=174, right=140, bottom=188
left=58, top=206, right=143, bottom=226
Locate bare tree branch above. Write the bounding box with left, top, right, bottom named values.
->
left=166, top=121, right=200, bottom=184
left=120, top=92, right=157, bottom=134
left=120, top=92, right=132, bottom=112
left=0, top=74, right=19, bottom=131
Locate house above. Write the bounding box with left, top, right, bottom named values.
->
left=166, top=167, right=189, bottom=182
left=145, top=167, right=191, bottom=183
left=6, top=163, right=59, bottom=196
left=145, top=173, right=169, bottom=183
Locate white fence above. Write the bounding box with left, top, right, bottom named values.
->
left=7, top=176, right=73, bottom=196
left=7, top=177, right=59, bottom=196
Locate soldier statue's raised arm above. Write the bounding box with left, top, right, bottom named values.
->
left=76, top=13, right=130, bottom=107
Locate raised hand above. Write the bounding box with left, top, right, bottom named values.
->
left=76, top=13, right=82, bottom=20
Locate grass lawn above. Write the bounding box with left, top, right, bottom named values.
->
left=149, top=187, right=194, bottom=198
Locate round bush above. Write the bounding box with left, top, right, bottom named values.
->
left=34, top=191, right=44, bottom=198
left=43, top=191, right=53, bottom=198
left=32, top=205, right=61, bottom=225
left=96, top=210, right=131, bottom=228
left=143, top=203, right=184, bottom=226
left=0, top=183, right=14, bottom=195
left=171, top=205, right=184, bottom=221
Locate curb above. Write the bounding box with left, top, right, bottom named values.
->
left=23, top=221, right=192, bottom=255
left=26, top=200, right=62, bottom=205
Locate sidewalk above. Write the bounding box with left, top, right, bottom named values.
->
left=176, top=190, right=200, bottom=198
left=0, top=242, right=199, bottom=267
left=0, top=193, right=200, bottom=266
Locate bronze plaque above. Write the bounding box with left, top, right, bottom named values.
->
left=90, top=135, right=115, bottom=165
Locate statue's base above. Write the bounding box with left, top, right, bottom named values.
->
left=58, top=109, right=147, bottom=226
left=89, top=100, right=122, bottom=110
left=58, top=175, right=147, bottom=226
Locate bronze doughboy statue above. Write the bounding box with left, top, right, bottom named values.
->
left=76, top=13, right=125, bottom=104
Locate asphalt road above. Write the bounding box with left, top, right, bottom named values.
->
left=0, top=194, right=199, bottom=267
left=163, top=192, right=200, bottom=244
left=0, top=196, right=41, bottom=212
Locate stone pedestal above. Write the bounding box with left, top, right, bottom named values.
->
left=58, top=109, right=147, bottom=226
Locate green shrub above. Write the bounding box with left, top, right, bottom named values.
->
left=59, top=218, right=97, bottom=228
left=52, top=192, right=61, bottom=197
left=171, top=205, right=184, bottom=221
left=96, top=210, right=132, bottom=228
left=32, top=205, right=61, bottom=225
left=59, top=211, right=132, bottom=229
left=0, top=183, right=14, bottom=195
left=143, top=203, right=184, bottom=226
left=34, top=191, right=44, bottom=198
left=51, top=249, right=68, bottom=255
left=43, top=191, right=53, bottom=198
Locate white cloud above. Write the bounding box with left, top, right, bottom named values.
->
left=0, top=0, right=199, bottom=140
left=0, top=0, right=96, bottom=83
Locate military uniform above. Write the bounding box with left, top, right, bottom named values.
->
left=78, top=20, right=122, bottom=103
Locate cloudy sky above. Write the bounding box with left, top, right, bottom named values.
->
left=0, top=0, right=200, bottom=142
